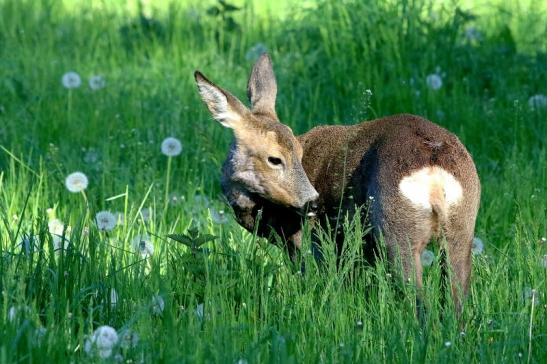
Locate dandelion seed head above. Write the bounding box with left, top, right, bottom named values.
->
left=89, top=75, right=106, bottom=90
left=196, top=303, right=204, bottom=320
left=84, top=325, right=118, bottom=359
left=131, top=235, right=154, bottom=258
left=48, top=219, right=66, bottom=236
left=426, top=73, right=443, bottom=90
left=151, top=295, right=165, bottom=315
left=444, top=341, right=452, bottom=348
left=51, top=234, right=69, bottom=251
left=528, top=94, right=547, bottom=110
left=523, top=287, right=541, bottom=305
left=34, top=327, right=47, bottom=344
left=83, top=148, right=99, bottom=164
left=119, top=329, right=139, bottom=349
left=421, top=249, right=435, bottom=267
left=464, top=26, right=481, bottom=42
left=161, top=137, right=183, bottom=157
left=7, top=306, right=17, bottom=322
left=472, top=236, right=484, bottom=255
left=65, top=172, right=88, bottom=193
left=62, top=71, right=82, bottom=89
left=95, top=211, right=116, bottom=231
left=210, top=208, right=228, bottom=224
left=169, top=192, right=183, bottom=205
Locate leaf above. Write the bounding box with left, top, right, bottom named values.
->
left=193, top=234, right=217, bottom=247
left=224, top=17, right=240, bottom=31
left=206, top=6, right=220, bottom=16
left=219, top=0, right=241, bottom=12
left=187, top=227, right=199, bottom=238
left=167, top=234, right=193, bottom=247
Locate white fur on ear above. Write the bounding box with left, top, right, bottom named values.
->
left=197, top=81, right=241, bottom=127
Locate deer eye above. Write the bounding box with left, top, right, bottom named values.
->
left=267, top=156, right=284, bottom=167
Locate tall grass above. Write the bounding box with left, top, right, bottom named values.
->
left=0, top=0, right=545, bottom=362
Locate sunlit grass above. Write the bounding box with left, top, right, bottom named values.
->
left=0, top=0, right=545, bottom=362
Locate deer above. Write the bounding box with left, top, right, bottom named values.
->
left=194, top=53, right=480, bottom=315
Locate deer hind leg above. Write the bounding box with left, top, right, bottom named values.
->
left=441, top=219, right=473, bottom=317
left=372, top=200, right=433, bottom=306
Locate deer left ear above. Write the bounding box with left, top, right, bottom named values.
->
left=247, top=53, right=278, bottom=118
left=194, top=71, right=249, bottom=129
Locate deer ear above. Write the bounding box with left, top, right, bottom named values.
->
left=247, top=53, right=278, bottom=118
left=194, top=71, right=249, bottom=129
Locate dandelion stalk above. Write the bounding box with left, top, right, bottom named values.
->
left=527, top=290, right=536, bottom=364
left=67, top=89, right=72, bottom=124
left=164, top=156, right=172, bottom=210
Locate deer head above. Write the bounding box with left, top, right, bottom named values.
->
left=194, top=53, right=318, bottom=210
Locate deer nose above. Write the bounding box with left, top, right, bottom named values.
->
left=298, top=189, right=319, bottom=214
left=306, top=199, right=319, bottom=217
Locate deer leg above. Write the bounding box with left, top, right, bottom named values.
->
left=442, top=233, right=472, bottom=317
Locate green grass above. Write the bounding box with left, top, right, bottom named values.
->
left=0, top=0, right=546, bottom=362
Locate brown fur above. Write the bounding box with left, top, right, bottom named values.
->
left=195, top=54, right=481, bottom=315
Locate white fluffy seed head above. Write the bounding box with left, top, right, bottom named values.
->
left=528, top=94, right=547, bottom=110
left=84, top=325, right=119, bottom=359
left=195, top=303, right=204, bottom=319
left=421, top=249, right=435, bottom=267
left=426, top=73, right=442, bottom=90
left=472, top=237, right=484, bottom=255
left=151, top=295, right=165, bottom=315
left=7, top=306, right=17, bottom=322
left=95, top=211, right=116, bottom=231
left=65, top=172, right=89, bottom=193
left=89, top=75, right=106, bottom=90
left=48, top=219, right=65, bottom=235
left=210, top=208, right=228, bottom=224
left=161, top=137, right=183, bottom=157
left=131, top=235, right=154, bottom=258
left=119, top=329, right=139, bottom=349
left=62, top=71, right=82, bottom=89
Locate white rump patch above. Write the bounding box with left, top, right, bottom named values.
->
left=398, top=166, right=463, bottom=210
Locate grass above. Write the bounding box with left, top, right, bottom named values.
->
left=0, top=0, right=546, bottom=362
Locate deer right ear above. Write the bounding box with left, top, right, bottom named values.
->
left=247, top=53, right=277, bottom=118
left=194, top=71, right=249, bottom=129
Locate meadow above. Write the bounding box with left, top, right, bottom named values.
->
left=0, top=0, right=545, bottom=362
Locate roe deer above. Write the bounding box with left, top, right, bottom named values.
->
left=194, top=53, right=480, bottom=315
